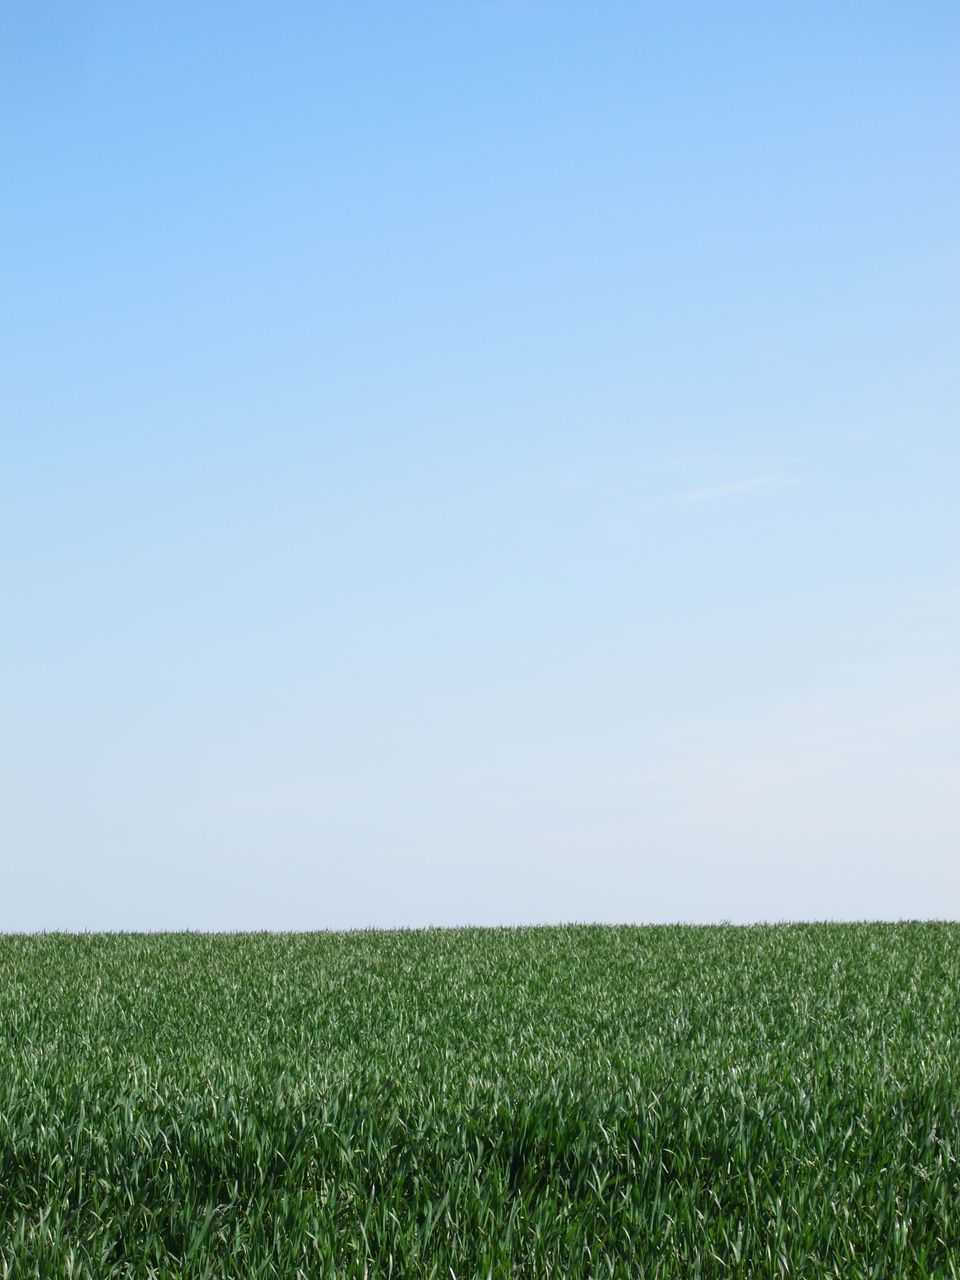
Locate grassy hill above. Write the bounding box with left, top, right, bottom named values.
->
left=1, top=923, right=958, bottom=1277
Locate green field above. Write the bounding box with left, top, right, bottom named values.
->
left=1, top=924, right=958, bottom=1278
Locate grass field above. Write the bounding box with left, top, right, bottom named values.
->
left=1, top=924, right=958, bottom=1278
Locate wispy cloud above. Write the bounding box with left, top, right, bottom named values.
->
left=550, top=459, right=800, bottom=512
left=668, top=472, right=796, bottom=505
left=913, top=586, right=960, bottom=608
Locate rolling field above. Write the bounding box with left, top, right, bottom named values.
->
left=1, top=923, right=959, bottom=1278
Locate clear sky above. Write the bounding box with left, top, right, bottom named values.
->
left=3, top=2, right=958, bottom=930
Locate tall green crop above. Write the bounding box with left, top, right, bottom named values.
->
left=1, top=924, right=958, bottom=1277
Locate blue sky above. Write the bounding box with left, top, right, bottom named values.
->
left=3, top=2, right=958, bottom=929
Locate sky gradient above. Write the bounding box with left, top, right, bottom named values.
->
left=3, top=2, right=959, bottom=929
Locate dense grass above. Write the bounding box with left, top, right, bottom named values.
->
left=1, top=924, right=959, bottom=1278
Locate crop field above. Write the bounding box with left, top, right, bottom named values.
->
left=1, top=924, right=959, bottom=1278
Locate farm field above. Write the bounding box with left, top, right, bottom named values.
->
left=1, top=923, right=958, bottom=1278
